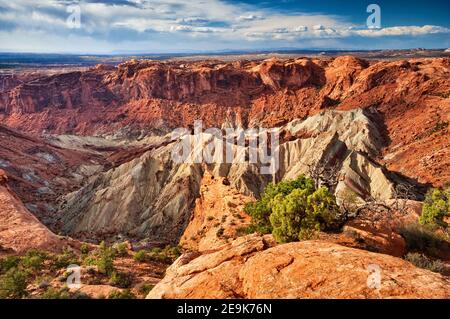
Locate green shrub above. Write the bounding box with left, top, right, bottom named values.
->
left=0, top=267, right=29, bottom=299
left=71, top=292, right=91, bottom=299
left=80, top=244, right=90, bottom=256
left=51, top=249, right=79, bottom=270
left=0, top=256, right=21, bottom=274
left=133, top=246, right=180, bottom=264
left=82, top=243, right=116, bottom=275
left=399, top=223, right=447, bottom=257
left=21, top=251, right=48, bottom=271
left=235, top=226, right=253, bottom=237
left=98, top=241, right=108, bottom=251
left=113, top=242, right=129, bottom=257
left=244, top=175, right=316, bottom=235
left=404, top=253, right=445, bottom=274
left=133, top=250, right=148, bottom=263
left=96, top=250, right=115, bottom=276
left=40, top=288, right=71, bottom=299
left=420, top=186, right=450, bottom=228
left=151, top=247, right=162, bottom=254
left=39, top=287, right=90, bottom=299
left=244, top=175, right=341, bottom=243
left=109, top=271, right=133, bottom=288
left=270, top=186, right=340, bottom=242
left=146, top=252, right=170, bottom=264
left=108, top=289, right=136, bottom=299
left=138, top=283, right=154, bottom=296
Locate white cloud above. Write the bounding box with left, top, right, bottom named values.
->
left=312, top=24, right=325, bottom=31
left=293, top=26, right=308, bottom=32
left=0, top=0, right=449, bottom=52
left=237, top=14, right=263, bottom=22
left=354, top=25, right=450, bottom=37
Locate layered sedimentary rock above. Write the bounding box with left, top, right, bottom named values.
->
left=0, top=169, right=70, bottom=254
left=1, top=57, right=448, bottom=186
left=59, top=141, right=204, bottom=243
left=0, top=56, right=448, bottom=299
left=147, top=234, right=450, bottom=299
left=58, top=109, right=397, bottom=242
left=180, top=170, right=252, bottom=251
left=0, top=124, right=108, bottom=226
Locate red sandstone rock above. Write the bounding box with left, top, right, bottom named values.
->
left=148, top=235, right=450, bottom=299
left=1, top=57, right=448, bottom=186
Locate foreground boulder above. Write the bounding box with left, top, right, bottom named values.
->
left=147, top=234, right=449, bottom=299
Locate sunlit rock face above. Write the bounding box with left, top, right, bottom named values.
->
left=147, top=234, right=450, bottom=299
left=1, top=57, right=448, bottom=186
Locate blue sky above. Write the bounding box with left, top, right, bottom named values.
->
left=0, top=0, right=449, bottom=53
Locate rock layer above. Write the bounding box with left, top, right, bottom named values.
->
left=58, top=109, right=398, bottom=242
left=1, top=57, right=449, bottom=185
left=0, top=170, right=69, bottom=254
left=147, top=235, right=450, bottom=299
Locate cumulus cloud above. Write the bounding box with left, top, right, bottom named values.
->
left=293, top=26, right=308, bottom=32
left=312, top=24, right=325, bottom=31
left=354, top=25, right=450, bottom=37
left=237, top=14, right=263, bottom=22
left=0, top=0, right=449, bottom=52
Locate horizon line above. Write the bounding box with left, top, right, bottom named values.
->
left=0, top=47, right=448, bottom=57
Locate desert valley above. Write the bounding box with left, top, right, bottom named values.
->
left=0, top=52, right=449, bottom=299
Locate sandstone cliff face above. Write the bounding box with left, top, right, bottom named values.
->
left=59, top=141, right=204, bottom=243
left=58, top=109, right=397, bottom=242
left=1, top=57, right=448, bottom=186
left=0, top=124, right=107, bottom=227
left=147, top=234, right=450, bottom=299
left=0, top=169, right=70, bottom=254
left=180, top=170, right=252, bottom=251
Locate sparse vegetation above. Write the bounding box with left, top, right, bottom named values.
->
left=430, top=90, right=450, bottom=99
left=21, top=250, right=47, bottom=271
left=0, top=240, right=176, bottom=299
left=415, top=121, right=449, bottom=140
left=82, top=242, right=117, bottom=279
left=399, top=223, right=448, bottom=258
left=138, top=283, right=154, bottom=296
left=109, top=271, right=133, bottom=288
left=51, top=249, right=79, bottom=271
left=133, top=250, right=148, bottom=263
left=133, top=246, right=181, bottom=264
left=244, top=175, right=342, bottom=242
left=0, top=256, right=20, bottom=274
left=216, top=227, right=225, bottom=238
left=325, top=97, right=341, bottom=107
left=404, top=253, right=445, bottom=274
left=235, top=226, right=253, bottom=237
left=113, top=242, right=129, bottom=257
left=80, top=243, right=90, bottom=256
left=39, top=287, right=71, bottom=299
left=108, top=289, right=136, bottom=299
left=339, top=188, right=360, bottom=216
left=0, top=267, right=29, bottom=299
left=420, top=186, right=450, bottom=229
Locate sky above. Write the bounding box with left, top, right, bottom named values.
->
left=0, top=0, right=449, bottom=54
